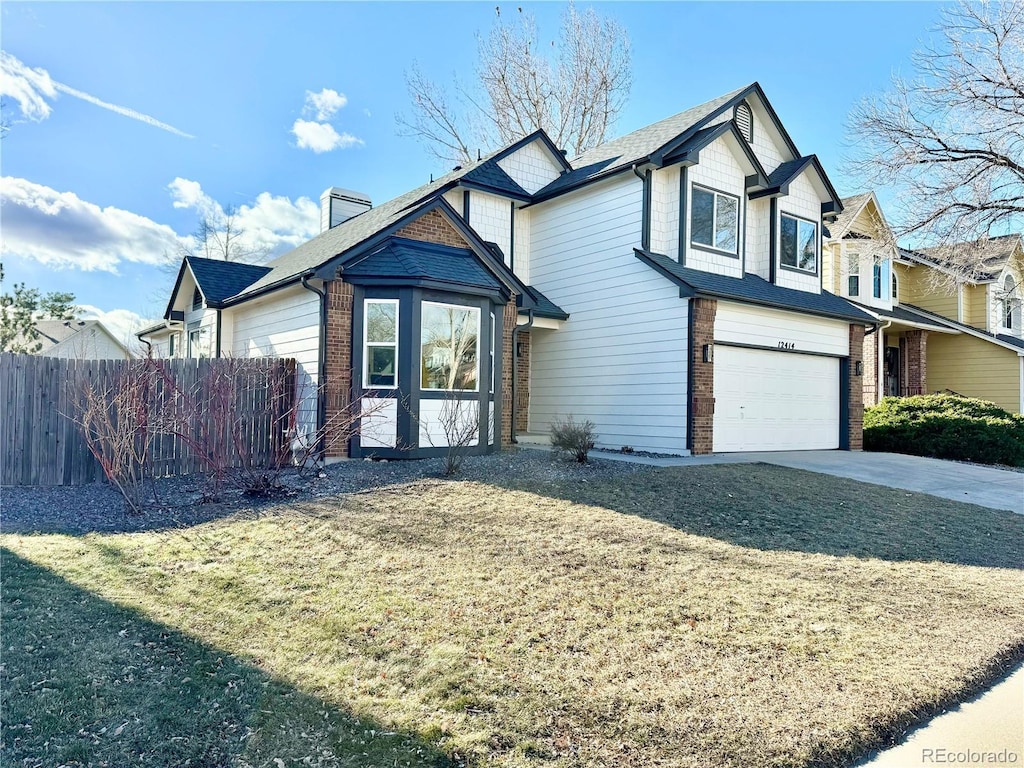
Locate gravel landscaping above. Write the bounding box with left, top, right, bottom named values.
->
left=0, top=449, right=643, bottom=535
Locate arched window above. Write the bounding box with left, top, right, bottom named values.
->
left=734, top=101, right=753, bottom=143
left=892, top=272, right=899, bottom=301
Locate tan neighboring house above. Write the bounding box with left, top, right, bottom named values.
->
left=30, top=319, right=129, bottom=360
left=824, top=192, right=1024, bottom=413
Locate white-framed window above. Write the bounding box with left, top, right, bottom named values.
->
left=489, top=312, right=495, bottom=395
left=421, top=301, right=480, bottom=392
left=873, top=262, right=883, bottom=299
left=364, top=299, right=399, bottom=388
left=779, top=213, right=817, bottom=273
left=892, top=272, right=899, bottom=300
left=187, top=323, right=210, bottom=358
left=690, top=185, right=739, bottom=255
left=847, top=252, right=860, bottom=296
left=1003, top=275, right=1017, bottom=330
left=168, top=332, right=180, bottom=358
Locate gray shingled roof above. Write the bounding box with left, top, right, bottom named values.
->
left=826, top=192, right=874, bottom=239
left=635, top=249, right=876, bottom=323
left=519, top=285, right=569, bottom=320
left=187, top=257, right=272, bottom=303
left=344, top=237, right=504, bottom=291
left=853, top=302, right=958, bottom=331
left=899, top=302, right=1024, bottom=352
left=30, top=320, right=126, bottom=354
left=913, top=234, right=1022, bottom=281
left=462, top=159, right=530, bottom=198
left=533, top=85, right=751, bottom=199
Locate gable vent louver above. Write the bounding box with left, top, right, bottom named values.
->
left=735, top=101, right=753, bottom=143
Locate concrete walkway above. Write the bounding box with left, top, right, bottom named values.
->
left=853, top=662, right=1024, bottom=767
left=578, top=448, right=1024, bottom=514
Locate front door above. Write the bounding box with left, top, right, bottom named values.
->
left=884, top=346, right=901, bottom=397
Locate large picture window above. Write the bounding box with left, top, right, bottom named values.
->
left=421, top=301, right=480, bottom=391
left=364, top=300, right=399, bottom=388
left=691, top=186, right=739, bottom=254
left=780, top=214, right=817, bottom=273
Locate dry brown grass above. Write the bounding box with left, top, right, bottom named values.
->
left=4, top=463, right=1023, bottom=767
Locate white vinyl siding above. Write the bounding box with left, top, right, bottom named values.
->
left=745, top=197, right=770, bottom=279
left=685, top=136, right=745, bottom=277
left=527, top=175, right=690, bottom=454
left=468, top=190, right=512, bottom=263
left=230, top=285, right=322, bottom=445
left=496, top=139, right=563, bottom=194
left=775, top=173, right=823, bottom=293
left=715, top=302, right=849, bottom=357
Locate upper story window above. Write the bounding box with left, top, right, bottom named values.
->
left=1003, top=275, right=1017, bottom=330
left=168, top=332, right=179, bottom=358
left=847, top=252, right=860, bottom=296
left=779, top=214, right=817, bottom=274
left=691, top=185, right=739, bottom=255
left=873, top=263, right=883, bottom=299
left=192, top=287, right=203, bottom=311
left=892, top=273, right=899, bottom=300
left=187, top=322, right=210, bottom=359
left=364, top=300, right=399, bottom=388
left=421, top=301, right=480, bottom=392
left=734, top=101, right=753, bottom=143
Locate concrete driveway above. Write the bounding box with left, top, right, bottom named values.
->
left=583, top=447, right=1024, bottom=514
left=738, top=451, right=1024, bottom=514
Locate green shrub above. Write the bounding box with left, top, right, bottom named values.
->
left=550, top=415, right=597, bottom=463
left=863, top=394, right=1024, bottom=466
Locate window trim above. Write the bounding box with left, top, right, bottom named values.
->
left=892, top=272, right=899, bottom=301
left=363, top=299, right=400, bottom=390
left=420, top=300, right=481, bottom=393
left=168, top=331, right=179, bottom=358
left=847, top=250, right=860, bottom=297
left=872, top=262, right=883, bottom=299
left=778, top=211, right=819, bottom=276
left=187, top=322, right=209, bottom=359
left=1003, top=276, right=1017, bottom=330
left=689, top=183, right=741, bottom=258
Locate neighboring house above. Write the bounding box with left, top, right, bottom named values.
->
left=27, top=319, right=129, bottom=359
left=824, top=193, right=1024, bottom=413
left=141, top=82, right=877, bottom=458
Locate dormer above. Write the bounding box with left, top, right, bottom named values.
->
left=823, top=192, right=900, bottom=311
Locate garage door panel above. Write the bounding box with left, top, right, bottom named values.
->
left=713, top=346, right=840, bottom=452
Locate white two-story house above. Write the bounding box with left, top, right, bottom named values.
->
left=141, top=82, right=875, bottom=458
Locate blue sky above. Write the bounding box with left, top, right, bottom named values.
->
left=1, top=1, right=944, bottom=341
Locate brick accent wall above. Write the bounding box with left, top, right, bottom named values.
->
left=862, top=329, right=878, bottom=407
left=324, top=280, right=354, bottom=458
left=904, top=329, right=927, bottom=396
left=501, top=302, right=517, bottom=448
left=514, top=330, right=530, bottom=433
left=396, top=208, right=469, bottom=249
left=848, top=324, right=865, bottom=450
left=690, top=298, right=717, bottom=455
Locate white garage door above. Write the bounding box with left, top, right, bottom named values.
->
left=713, top=345, right=840, bottom=452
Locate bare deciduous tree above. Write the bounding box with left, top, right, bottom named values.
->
left=178, top=205, right=271, bottom=264
left=846, top=0, right=1024, bottom=284
left=397, top=3, right=631, bottom=165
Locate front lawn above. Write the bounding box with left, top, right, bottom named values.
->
left=4, top=461, right=1023, bottom=767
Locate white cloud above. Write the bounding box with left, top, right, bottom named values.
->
left=303, top=88, right=347, bottom=121
left=0, top=50, right=56, bottom=121
left=167, top=178, right=320, bottom=258
left=0, top=50, right=192, bottom=138
left=291, top=118, right=363, bottom=153
left=0, top=176, right=187, bottom=272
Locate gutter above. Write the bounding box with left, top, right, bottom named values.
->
left=301, top=272, right=329, bottom=461
left=510, top=308, right=535, bottom=444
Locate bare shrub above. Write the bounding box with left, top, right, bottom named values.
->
left=550, top=415, right=596, bottom=463
left=438, top=394, right=480, bottom=476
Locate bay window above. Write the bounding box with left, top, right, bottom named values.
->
left=421, top=301, right=480, bottom=391
left=364, top=300, right=399, bottom=388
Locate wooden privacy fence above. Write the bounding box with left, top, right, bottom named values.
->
left=1, top=354, right=297, bottom=487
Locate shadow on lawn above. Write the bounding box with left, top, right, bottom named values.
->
left=0, top=547, right=456, bottom=768
left=485, top=460, right=1024, bottom=570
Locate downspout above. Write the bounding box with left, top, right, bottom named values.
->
left=510, top=308, right=535, bottom=444
left=215, top=309, right=223, bottom=358
left=632, top=163, right=651, bottom=251
left=301, top=272, right=328, bottom=460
